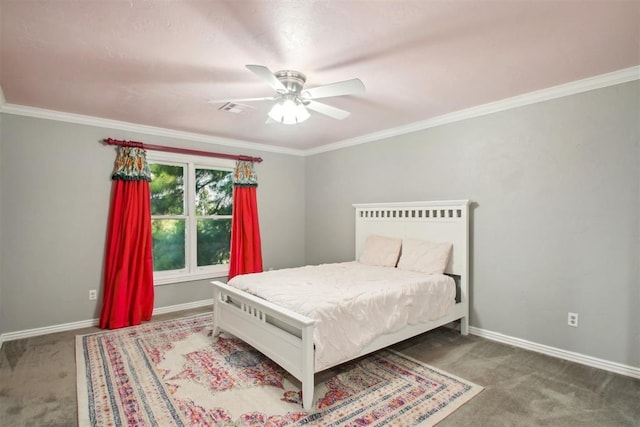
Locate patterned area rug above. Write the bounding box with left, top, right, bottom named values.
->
left=76, top=313, right=482, bottom=426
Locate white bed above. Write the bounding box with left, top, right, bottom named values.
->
left=211, top=200, right=470, bottom=410
left=227, top=261, right=456, bottom=372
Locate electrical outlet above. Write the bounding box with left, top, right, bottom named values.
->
left=89, top=289, right=97, bottom=300
left=568, top=312, right=578, bottom=327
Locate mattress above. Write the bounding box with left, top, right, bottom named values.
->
left=227, top=261, right=456, bottom=370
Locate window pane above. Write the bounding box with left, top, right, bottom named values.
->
left=150, top=164, right=184, bottom=215
left=197, top=218, right=231, bottom=267
left=152, top=219, right=185, bottom=271
left=195, top=168, right=233, bottom=216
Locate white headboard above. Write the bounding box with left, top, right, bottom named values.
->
left=352, top=200, right=470, bottom=278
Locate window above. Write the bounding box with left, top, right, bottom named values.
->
left=148, top=152, right=234, bottom=285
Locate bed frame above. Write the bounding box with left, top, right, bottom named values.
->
left=211, top=200, right=470, bottom=410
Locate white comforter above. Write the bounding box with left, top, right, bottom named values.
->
left=227, top=262, right=455, bottom=371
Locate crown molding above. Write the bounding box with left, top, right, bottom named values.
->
left=1, top=66, right=638, bottom=158
left=0, top=103, right=306, bottom=157
left=305, top=66, right=640, bottom=156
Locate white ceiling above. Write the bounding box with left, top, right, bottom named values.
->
left=1, top=0, right=639, bottom=153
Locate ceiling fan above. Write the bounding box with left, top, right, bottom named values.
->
left=209, top=65, right=365, bottom=124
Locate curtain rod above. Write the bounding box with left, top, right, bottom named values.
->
left=102, top=138, right=263, bottom=163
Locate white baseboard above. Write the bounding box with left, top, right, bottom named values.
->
left=0, top=299, right=213, bottom=349
left=469, top=326, right=640, bottom=380
left=2, top=307, right=637, bottom=381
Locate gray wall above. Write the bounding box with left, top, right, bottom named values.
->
left=305, top=81, right=640, bottom=367
left=1, top=82, right=638, bottom=369
left=0, top=115, right=305, bottom=333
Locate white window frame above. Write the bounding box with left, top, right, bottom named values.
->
left=148, top=151, right=234, bottom=285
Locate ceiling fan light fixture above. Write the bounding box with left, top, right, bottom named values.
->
left=268, top=97, right=310, bottom=125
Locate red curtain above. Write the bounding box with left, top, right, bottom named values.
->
left=228, top=161, right=263, bottom=279
left=100, top=149, right=154, bottom=329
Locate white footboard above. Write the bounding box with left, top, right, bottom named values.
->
left=211, top=280, right=316, bottom=410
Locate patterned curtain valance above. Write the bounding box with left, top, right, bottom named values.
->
left=233, top=160, right=258, bottom=187
left=111, top=146, right=151, bottom=181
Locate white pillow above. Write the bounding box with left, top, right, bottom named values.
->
left=359, top=235, right=402, bottom=267
left=397, top=239, right=453, bottom=274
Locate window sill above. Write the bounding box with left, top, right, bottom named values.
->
left=153, top=267, right=229, bottom=286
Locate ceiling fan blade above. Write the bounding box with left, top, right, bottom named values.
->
left=302, top=78, right=365, bottom=100
left=305, top=100, right=351, bottom=120
left=246, top=64, right=288, bottom=92
left=208, top=96, right=274, bottom=104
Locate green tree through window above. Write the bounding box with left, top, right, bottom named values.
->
left=195, top=168, right=232, bottom=267
left=150, top=164, right=185, bottom=271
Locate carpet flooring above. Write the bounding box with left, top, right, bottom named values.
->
left=1, top=306, right=639, bottom=426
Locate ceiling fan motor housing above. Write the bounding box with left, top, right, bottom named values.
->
left=275, top=70, right=306, bottom=94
